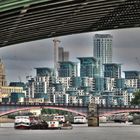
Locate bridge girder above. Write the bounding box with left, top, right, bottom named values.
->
left=100, top=109, right=140, bottom=117
left=0, top=0, right=140, bottom=47
left=0, top=106, right=87, bottom=117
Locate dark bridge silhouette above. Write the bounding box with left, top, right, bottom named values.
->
left=0, top=0, right=140, bottom=47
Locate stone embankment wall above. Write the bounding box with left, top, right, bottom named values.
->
left=0, top=117, right=14, bottom=123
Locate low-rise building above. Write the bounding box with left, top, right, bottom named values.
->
left=0, top=86, right=25, bottom=99
left=24, top=97, right=48, bottom=103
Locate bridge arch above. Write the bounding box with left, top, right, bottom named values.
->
left=0, top=106, right=87, bottom=117
left=100, top=109, right=140, bottom=117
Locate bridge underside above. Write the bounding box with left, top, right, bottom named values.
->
left=0, top=0, right=140, bottom=47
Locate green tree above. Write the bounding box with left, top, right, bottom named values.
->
left=131, top=91, right=140, bottom=105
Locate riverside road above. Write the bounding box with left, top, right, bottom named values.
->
left=0, top=123, right=140, bottom=140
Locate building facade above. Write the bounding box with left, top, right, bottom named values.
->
left=0, top=86, right=26, bottom=102
left=0, top=59, right=7, bottom=86
left=124, top=71, right=140, bottom=89
left=58, top=61, right=78, bottom=77
left=104, top=63, right=121, bottom=78
left=58, top=47, right=69, bottom=62
left=58, top=47, right=64, bottom=62
left=94, top=34, right=113, bottom=77
left=77, top=57, right=97, bottom=78
left=34, top=68, right=54, bottom=98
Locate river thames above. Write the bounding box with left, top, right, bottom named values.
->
left=0, top=123, right=140, bottom=140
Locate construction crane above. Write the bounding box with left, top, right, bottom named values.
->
left=53, top=38, right=61, bottom=78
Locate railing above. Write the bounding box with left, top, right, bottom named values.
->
left=98, top=104, right=140, bottom=109
left=0, top=102, right=140, bottom=109
left=0, top=102, right=88, bottom=107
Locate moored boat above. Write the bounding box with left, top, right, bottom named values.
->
left=14, top=116, right=31, bottom=129
left=47, top=120, right=61, bottom=129
left=73, top=115, right=87, bottom=124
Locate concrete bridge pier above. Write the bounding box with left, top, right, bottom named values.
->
left=88, top=116, right=99, bottom=127
left=87, top=103, right=99, bottom=127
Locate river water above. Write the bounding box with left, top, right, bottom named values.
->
left=0, top=123, right=140, bottom=140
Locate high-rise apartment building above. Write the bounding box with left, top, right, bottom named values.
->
left=26, top=78, right=35, bottom=98
left=77, top=57, right=97, bottom=78
left=124, top=71, right=140, bottom=89
left=94, top=34, right=113, bottom=77
left=58, top=47, right=64, bottom=62
left=63, top=51, right=69, bottom=61
left=104, top=63, right=121, bottom=79
left=34, top=67, right=54, bottom=98
left=0, top=59, right=6, bottom=86
left=124, top=71, right=140, bottom=79
left=53, top=39, right=69, bottom=78
left=58, top=47, right=69, bottom=62
left=35, top=67, right=54, bottom=77
left=58, top=61, right=78, bottom=77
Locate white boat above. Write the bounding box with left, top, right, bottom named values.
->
left=73, top=115, right=87, bottom=124
left=47, top=120, right=61, bottom=129
left=14, top=116, right=31, bottom=129
left=99, top=116, right=107, bottom=123
left=53, top=115, right=65, bottom=123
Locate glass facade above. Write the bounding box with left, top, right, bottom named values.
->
left=94, top=34, right=113, bottom=77
left=104, top=63, right=121, bottom=78
left=77, top=57, right=97, bottom=78
left=124, top=71, right=140, bottom=79
left=58, top=61, right=77, bottom=77
left=35, top=67, right=54, bottom=77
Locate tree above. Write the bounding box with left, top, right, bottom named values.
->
left=131, top=91, right=140, bottom=105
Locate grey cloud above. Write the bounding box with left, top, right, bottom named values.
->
left=0, top=39, right=53, bottom=61
left=61, top=33, right=92, bottom=48
left=110, top=28, right=140, bottom=48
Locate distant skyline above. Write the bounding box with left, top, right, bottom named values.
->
left=0, top=28, right=140, bottom=83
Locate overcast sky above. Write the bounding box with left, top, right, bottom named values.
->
left=0, top=28, right=140, bottom=83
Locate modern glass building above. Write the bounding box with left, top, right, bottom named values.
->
left=9, top=82, right=26, bottom=90
left=104, top=63, right=121, bottom=78
left=71, top=77, right=82, bottom=88
left=77, top=57, right=97, bottom=78
left=95, top=77, right=104, bottom=93
left=11, top=92, right=25, bottom=103
left=35, top=67, right=54, bottom=77
left=116, top=78, right=125, bottom=89
left=58, top=47, right=64, bottom=62
left=94, top=34, right=113, bottom=77
left=34, top=67, right=55, bottom=99
left=58, top=61, right=78, bottom=77
left=58, top=47, right=69, bottom=62
left=124, top=71, right=140, bottom=79
left=63, top=51, right=69, bottom=61
left=124, top=71, right=140, bottom=89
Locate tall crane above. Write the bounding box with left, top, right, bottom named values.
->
left=53, top=38, right=61, bottom=78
